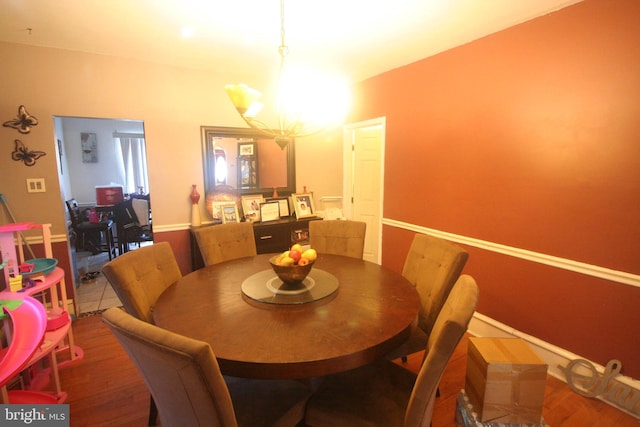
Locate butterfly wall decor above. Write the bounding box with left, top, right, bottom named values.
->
left=11, top=139, right=46, bottom=167
left=3, top=105, right=39, bottom=134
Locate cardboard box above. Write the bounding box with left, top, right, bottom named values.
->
left=465, top=337, right=548, bottom=424
left=456, top=390, right=549, bottom=427
left=96, top=186, right=124, bottom=206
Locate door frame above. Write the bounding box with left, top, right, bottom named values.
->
left=342, top=117, right=386, bottom=264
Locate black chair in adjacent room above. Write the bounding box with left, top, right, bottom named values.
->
left=113, top=194, right=153, bottom=254
left=66, top=198, right=117, bottom=260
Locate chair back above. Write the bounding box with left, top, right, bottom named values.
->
left=65, top=198, right=84, bottom=227
left=402, top=233, right=468, bottom=337
left=193, top=222, right=257, bottom=267
left=102, top=242, right=182, bottom=323
left=102, top=307, right=238, bottom=427
left=112, top=198, right=153, bottom=254
left=129, top=193, right=152, bottom=227
left=309, top=220, right=367, bottom=259
left=405, top=274, right=479, bottom=427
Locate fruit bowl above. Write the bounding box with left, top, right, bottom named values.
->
left=269, top=256, right=315, bottom=286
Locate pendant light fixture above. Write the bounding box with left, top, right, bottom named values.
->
left=225, top=0, right=349, bottom=149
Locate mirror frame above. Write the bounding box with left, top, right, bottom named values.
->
left=201, top=126, right=296, bottom=197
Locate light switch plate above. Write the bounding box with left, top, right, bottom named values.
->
left=26, top=178, right=46, bottom=193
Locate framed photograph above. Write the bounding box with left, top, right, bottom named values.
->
left=81, top=132, right=98, bottom=163
left=292, top=193, right=315, bottom=219
left=259, top=201, right=280, bottom=223
left=238, top=142, right=255, bottom=156
left=241, top=194, right=265, bottom=222
left=221, top=202, right=239, bottom=223
left=237, top=141, right=258, bottom=189
left=292, top=227, right=310, bottom=245
left=267, top=197, right=290, bottom=218
left=210, top=201, right=229, bottom=224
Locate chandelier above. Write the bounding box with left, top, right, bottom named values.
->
left=225, top=0, right=348, bottom=149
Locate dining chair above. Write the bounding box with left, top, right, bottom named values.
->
left=112, top=195, right=153, bottom=254
left=102, top=241, right=182, bottom=426
left=309, top=219, right=366, bottom=259
left=102, top=307, right=311, bottom=427
left=193, top=222, right=257, bottom=267
left=66, top=198, right=116, bottom=260
left=386, top=233, right=469, bottom=362
left=101, top=241, right=182, bottom=324
left=304, top=274, right=479, bottom=427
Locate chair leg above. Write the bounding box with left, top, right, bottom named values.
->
left=106, top=226, right=116, bottom=260
left=105, top=229, right=112, bottom=260
left=401, top=355, right=408, bottom=363
left=75, top=231, right=84, bottom=253
left=148, top=394, right=158, bottom=426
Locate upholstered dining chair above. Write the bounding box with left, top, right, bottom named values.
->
left=193, top=222, right=257, bottom=267
left=309, top=219, right=367, bottom=259
left=386, top=233, right=469, bottom=362
left=102, top=307, right=311, bottom=427
left=304, top=274, right=479, bottom=427
left=101, top=241, right=182, bottom=324
left=101, top=241, right=182, bottom=425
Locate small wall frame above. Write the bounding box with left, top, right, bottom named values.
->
left=81, top=132, right=98, bottom=163
left=237, top=141, right=258, bottom=189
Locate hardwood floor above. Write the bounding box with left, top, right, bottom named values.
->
left=59, top=314, right=639, bottom=426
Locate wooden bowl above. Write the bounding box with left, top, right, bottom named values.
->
left=269, top=256, right=314, bottom=285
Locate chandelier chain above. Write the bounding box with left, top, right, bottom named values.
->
left=279, top=0, right=288, bottom=58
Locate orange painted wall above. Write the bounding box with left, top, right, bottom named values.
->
left=353, top=0, right=640, bottom=378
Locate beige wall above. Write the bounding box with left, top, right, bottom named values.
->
left=0, top=42, right=343, bottom=235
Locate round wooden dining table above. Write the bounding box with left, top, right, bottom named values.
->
left=152, top=253, right=420, bottom=380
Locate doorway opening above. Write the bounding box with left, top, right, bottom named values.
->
left=54, top=116, right=151, bottom=315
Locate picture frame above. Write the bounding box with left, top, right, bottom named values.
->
left=291, top=227, right=310, bottom=245
left=259, top=201, right=280, bottom=223
left=292, top=193, right=315, bottom=219
left=237, top=141, right=258, bottom=189
left=267, top=197, right=290, bottom=218
left=210, top=201, right=229, bottom=224
left=241, top=194, right=265, bottom=222
left=238, top=142, right=255, bottom=156
left=81, top=132, right=98, bottom=163
left=221, top=202, right=239, bottom=223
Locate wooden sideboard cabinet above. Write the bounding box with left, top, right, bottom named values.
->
left=190, top=217, right=321, bottom=271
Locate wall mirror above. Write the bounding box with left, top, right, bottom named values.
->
left=201, top=126, right=296, bottom=198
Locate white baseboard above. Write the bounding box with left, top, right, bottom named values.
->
left=468, top=312, right=640, bottom=419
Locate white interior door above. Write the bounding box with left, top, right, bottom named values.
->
left=343, top=117, right=385, bottom=264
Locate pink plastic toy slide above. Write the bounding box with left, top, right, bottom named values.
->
left=0, top=295, right=47, bottom=387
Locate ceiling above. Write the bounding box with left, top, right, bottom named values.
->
left=0, top=0, right=582, bottom=84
